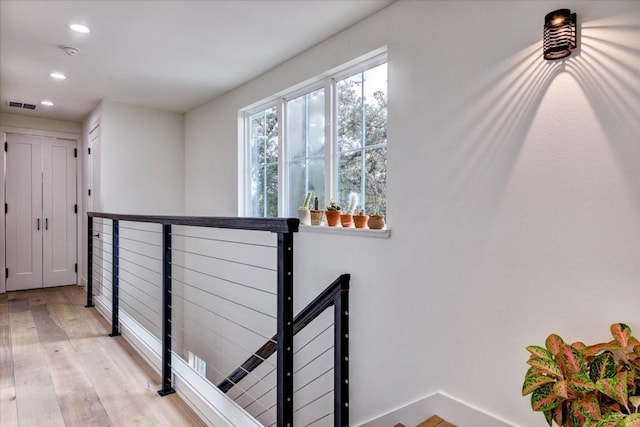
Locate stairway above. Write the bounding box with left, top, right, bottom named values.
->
left=395, top=415, right=456, bottom=427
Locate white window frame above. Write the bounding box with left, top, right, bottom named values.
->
left=240, top=51, right=387, bottom=218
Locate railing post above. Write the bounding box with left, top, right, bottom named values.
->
left=277, top=231, right=294, bottom=427
left=334, top=274, right=350, bottom=427
left=85, top=215, right=94, bottom=308
left=158, top=223, right=176, bottom=396
left=109, top=220, right=121, bottom=337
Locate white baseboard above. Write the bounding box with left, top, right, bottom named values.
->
left=93, top=298, right=259, bottom=427
left=357, top=391, right=516, bottom=427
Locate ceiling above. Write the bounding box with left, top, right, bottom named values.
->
left=0, top=0, right=393, bottom=123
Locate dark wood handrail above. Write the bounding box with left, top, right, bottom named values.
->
left=87, top=212, right=299, bottom=234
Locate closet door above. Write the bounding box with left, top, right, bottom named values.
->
left=5, top=134, right=43, bottom=291
left=42, top=139, right=77, bottom=287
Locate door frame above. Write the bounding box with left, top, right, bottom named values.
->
left=1, top=126, right=81, bottom=293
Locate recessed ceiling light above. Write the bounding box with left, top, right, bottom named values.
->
left=68, top=22, right=91, bottom=34
left=50, top=72, right=67, bottom=80
left=41, top=100, right=54, bottom=106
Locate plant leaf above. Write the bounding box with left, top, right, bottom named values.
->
left=552, top=404, right=564, bottom=426
left=523, top=373, right=556, bottom=396
left=560, top=343, right=586, bottom=374
left=528, top=357, right=564, bottom=379
left=572, top=341, right=588, bottom=351
left=630, top=396, right=640, bottom=411
left=547, top=334, right=565, bottom=356
left=617, top=414, right=640, bottom=427
left=531, top=383, right=563, bottom=411
left=596, top=372, right=628, bottom=407
left=597, top=412, right=625, bottom=427
left=527, top=345, right=555, bottom=360
left=572, top=393, right=601, bottom=422
left=553, top=380, right=569, bottom=399
left=587, top=342, right=617, bottom=357
left=611, top=323, right=633, bottom=347
left=590, top=351, right=618, bottom=382
left=568, top=372, right=597, bottom=393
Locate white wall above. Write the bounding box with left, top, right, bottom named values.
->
left=0, top=113, right=82, bottom=294
left=99, top=100, right=185, bottom=215
left=184, top=1, right=640, bottom=425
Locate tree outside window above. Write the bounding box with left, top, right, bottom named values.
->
left=245, top=57, right=387, bottom=219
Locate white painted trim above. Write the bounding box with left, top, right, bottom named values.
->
left=299, top=224, right=390, bottom=238
left=92, top=298, right=261, bottom=427
left=357, top=391, right=517, bottom=427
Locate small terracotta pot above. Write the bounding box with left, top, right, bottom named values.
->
left=310, top=210, right=324, bottom=226
left=324, top=210, right=342, bottom=227
left=368, top=215, right=385, bottom=230
left=340, top=213, right=354, bottom=228
left=298, top=209, right=311, bottom=225
left=353, top=215, right=369, bottom=229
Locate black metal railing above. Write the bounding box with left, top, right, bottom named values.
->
left=85, top=212, right=349, bottom=427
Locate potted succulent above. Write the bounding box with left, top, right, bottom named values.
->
left=324, top=200, right=342, bottom=227
left=353, top=209, right=369, bottom=229
left=297, top=191, right=313, bottom=225
left=310, top=196, right=323, bottom=225
left=368, top=212, right=386, bottom=230
left=340, top=192, right=358, bottom=228
left=522, top=322, right=640, bottom=427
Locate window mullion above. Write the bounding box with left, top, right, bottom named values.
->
left=325, top=79, right=335, bottom=206
left=277, top=99, right=285, bottom=217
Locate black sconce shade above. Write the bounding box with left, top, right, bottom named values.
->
left=543, top=9, right=577, bottom=60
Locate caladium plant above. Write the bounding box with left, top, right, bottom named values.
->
left=523, top=323, right=640, bottom=427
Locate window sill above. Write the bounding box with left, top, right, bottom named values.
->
left=299, top=224, right=391, bottom=239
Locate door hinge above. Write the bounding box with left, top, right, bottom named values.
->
left=88, top=189, right=92, bottom=196
left=5, top=268, right=8, bottom=279
left=4, top=142, right=7, bottom=152
left=74, top=204, right=78, bottom=213
left=75, top=263, right=78, bottom=273
left=4, top=203, right=7, bottom=214
left=88, top=147, right=91, bottom=155
left=74, top=148, right=77, bottom=158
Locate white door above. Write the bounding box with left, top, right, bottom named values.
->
left=5, top=134, right=43, bottom=291
left=88, top=125, right=104, bottom=296
left=42, top=139, right=77, bottom=287
left=5, top=133, right=77, bottom=291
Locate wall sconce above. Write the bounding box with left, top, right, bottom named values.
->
left=543, top=9, right=577, bottom=60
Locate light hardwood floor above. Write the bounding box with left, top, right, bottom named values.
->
left=0, top=285, right=206, bottom=427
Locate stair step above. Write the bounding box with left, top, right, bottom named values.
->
left=393, top=415, right=457, bottom=427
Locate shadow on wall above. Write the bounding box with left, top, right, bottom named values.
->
left=568, top=11, right=640, bottom=212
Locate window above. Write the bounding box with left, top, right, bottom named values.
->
left=188, top=351, right=207, bottom=376
left=242, top=54, right=387, bottom=219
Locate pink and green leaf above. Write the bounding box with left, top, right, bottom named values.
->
left=596, top=412, right=625, bottom=427
left=618, top=414, right=640, bottom=427
left=590, top=351, right=617, bottom=382
left=527, top=345, right=555, bottom=360
left=531, top=383, right=563, bottom=411
left=596, top=372, right=628, bottom=407
left=629, top=396, right=640, bottom=411
left=553, top=380, right=569, bottom=399
left=523, top=373, right=556, bottom=396
left=547, top=334, right=565, bottom=356
left=560, top=343, right=587, bottom=374
left=568, top=372, right=597, bottom=393
left=528, top=357, right=564, bottom=379
left=572, top=341, right=588, bottom=351
left=611, top=324, right=633, bottom=348
left=587, top=342, right=617, bottom=357
left=572, top=393, right=601, bottom=421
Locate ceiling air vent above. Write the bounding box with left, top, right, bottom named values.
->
left=6, top=101, right=37, bottom=110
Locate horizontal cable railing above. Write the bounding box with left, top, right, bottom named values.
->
left=86, top=212, right=349, bottom=427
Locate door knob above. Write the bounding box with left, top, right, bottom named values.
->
left=37, top=218, right=40, bottom=230
left=93, top=233, right=100, bottom=238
